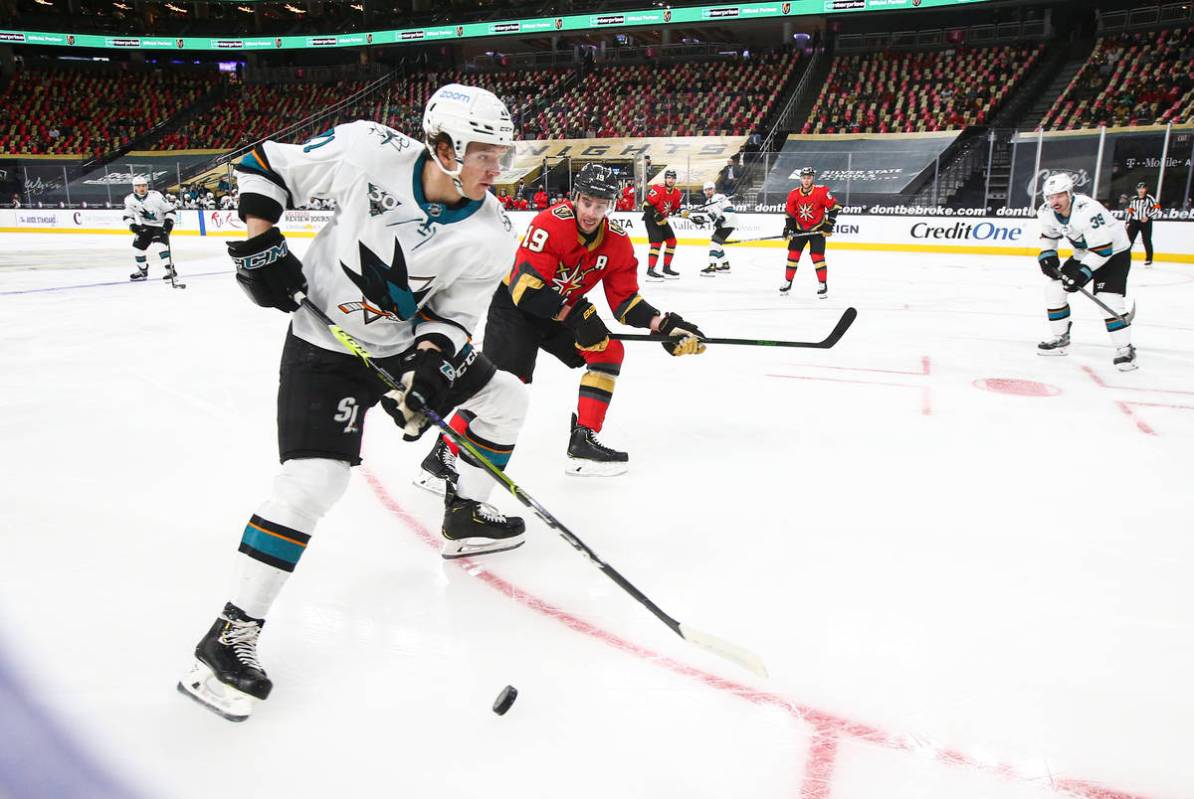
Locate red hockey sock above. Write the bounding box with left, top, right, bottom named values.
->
left=785, top=264, right=798, bottom=282
left=441, top=411, right=470, bottom=456
left=647, top=245, right=660, bottom=270
left=814, top=263, right=827, bottom=283
left=662, top=238, right=677, bottom=269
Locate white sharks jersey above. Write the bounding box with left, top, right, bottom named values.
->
left=705, top=192, right=738, bottom=229
left=122, top=190, right=175, bottom=229
left=1036, top=193, right=1130, bottom=269
left=235, top=120, right=518, bottom=359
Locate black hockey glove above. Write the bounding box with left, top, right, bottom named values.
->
left=129, top=223, right=144, bottom=235
left=380, top=346, right=456, bottom=441
left=657, top=312, right=707, bottom=357
left=562, top=298, right=611, bottom=352
left=1038, top=251, right=1061, bottom=279
left=227, top=227, right=307, bottom=312
left=151, top=225, right=171, bottom=245
left=1059, top=257, right=1093, bottom=293
left=689, top=212, right=709, bottom=227
left=818, top=218, right=836, bottom=237
left=782, top=218, right=797, bottom=237
left=163, top=218, right=174, bottom=235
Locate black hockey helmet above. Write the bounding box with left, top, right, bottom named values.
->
left=1135, top=181, right=1148, bottom=189
left=664, top=168, right=677, bottom=180
left=573, top=163, right=620, bottom=200
left=799, top=167, right=815, bottom=177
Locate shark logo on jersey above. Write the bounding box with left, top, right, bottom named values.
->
left=366, top=124, right=411, bottom=153
left=340, top=238, right=432, bottom=322
left=368, top=183, right=401, bottom=217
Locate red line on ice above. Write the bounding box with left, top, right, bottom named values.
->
left=360, top=467, right=1154, bottom=799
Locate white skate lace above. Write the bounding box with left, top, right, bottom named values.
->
left=219, top=617, right=264, bottom=671
left=587, top=430, right=618, bottom=455
left=474, top=502, right=508, bottom=524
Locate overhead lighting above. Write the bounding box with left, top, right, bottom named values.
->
left=284, top=3, right=306, bottom=13
left=350, top=3, right=364, bottom=9
left=33, top=0, right=53, bottom=6
left=113, top=1, right=130, bottom=8
left=237, top=4, right=254, bottom=11
left=164, top=2, right=188, bottom=12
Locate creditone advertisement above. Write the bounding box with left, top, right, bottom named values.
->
left=3, top=209, right=1190, bottom=263
left=0, top=0, right=997, bottom=52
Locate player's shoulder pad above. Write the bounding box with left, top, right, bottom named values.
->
left=551, top=204, right=575, bottom=220
left=342, top=120, right=420, bottom=162
left=606, top=217, right=629, bottom=237
left=480, top=193, right=515, bottom=233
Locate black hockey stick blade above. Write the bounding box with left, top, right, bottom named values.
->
left=293, top=293, right=768, bottom=678
left=612, top=306, right=858, bottom=350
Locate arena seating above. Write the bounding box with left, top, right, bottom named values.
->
left=520, top=52, right=798, bottom=139
left=1040, top=26, right=1194, bottom=129
left=0, top=64, right=218, bottom=157
left=155, top=68, right=569, bottom=150
left=802, top=45, right=1043, bottom=134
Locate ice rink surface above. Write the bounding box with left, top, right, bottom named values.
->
left=1, top=233, right=1192, bottom=799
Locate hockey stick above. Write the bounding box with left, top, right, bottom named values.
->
left=612, top=306, right=858, bottom=350
left=295, top=293, right=768, bottom=678
left=162, top=235, right=186, bottom=289
left=1068, top=283, right=1134, bottom=326
left=723, top=231, right=819, bottom=245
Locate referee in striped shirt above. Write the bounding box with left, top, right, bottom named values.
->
left=1126, top=182, right=1160, bottom=267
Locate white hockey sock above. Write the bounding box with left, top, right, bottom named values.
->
left=1100, top=292, right=1132, bottom=348
left=230, top=458, right=350, bottom=619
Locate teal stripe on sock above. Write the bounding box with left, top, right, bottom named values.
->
left=241, top=522, right=305, bottom=567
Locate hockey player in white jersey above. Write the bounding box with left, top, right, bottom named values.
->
left=122, top=176, right=176, bottom=281
left=695, top=180, right=738, bottom=276
left=179, top=85, right=532, bottom=722
left=1035, top=173, right=1136, bottom=371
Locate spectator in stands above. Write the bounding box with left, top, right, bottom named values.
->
left=10, top=193, right=21, bottom=208
left=533, top=187, right=549, bottom=210
left=515, top=180, right=527, bottom=201
left=717, top=158, right=738, bottom=195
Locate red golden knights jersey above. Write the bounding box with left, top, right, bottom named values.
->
left=644, top=184, right=682, bottom=221
left=786, top=184, right=841, bottom=231
left=505, top=201, right=659, bottom=328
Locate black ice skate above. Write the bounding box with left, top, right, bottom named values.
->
left=161, top=265, right=177, bottom=280
left=129, top=267, right=148, bottom=281
left=700, top=264, right=719, bottom=277
left=662, top=266, right=681, bottom=279
left=412, top=436, right=457, bottom=496
left=778, top=280, right=793, bottom=295
left=716, top=262, right=731, bottom=273
left=441, top=484, right=526, bottom=559
left=817, top=282, right=829, bottom=299
left=566, top=414, right=629, bottom=477
left=1037, top=321, right=1071, bottom=356
left=646, top=268, right=664, bottom=282
left=1114, top=344, right=1138, bottom=372
left=177, top=603, right=271, bottom=722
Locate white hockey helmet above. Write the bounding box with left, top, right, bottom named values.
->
left=423, top=83, right=515, bottom=194
left=132, top=175, right=149, bottom=196
left=1041, top=172, right=1074, bottom=198
left=702, top=181, right=716, bottom=192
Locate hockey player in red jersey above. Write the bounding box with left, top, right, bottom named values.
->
left=782, top=166, right=842, bottom=298
left=417, top=163, right=707, bottom=480
left=642, top=168, right=685, bottom=280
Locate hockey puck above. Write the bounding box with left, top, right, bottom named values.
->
left=492, top=685, right=518, bottom=716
